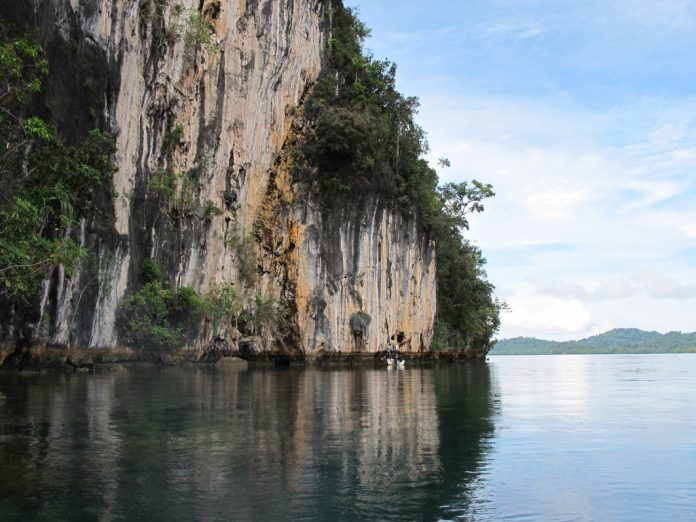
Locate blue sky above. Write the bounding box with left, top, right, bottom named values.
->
left=351, top=0, right=696, bottom=340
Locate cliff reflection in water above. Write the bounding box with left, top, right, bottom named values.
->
left=0, top=364, right=495, bottom=520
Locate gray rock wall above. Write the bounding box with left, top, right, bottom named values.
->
left=295, top=194, right=436, bottom=353
left=2, top=0, right=436, bottom=354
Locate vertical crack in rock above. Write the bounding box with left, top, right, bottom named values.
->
left=1, top=0, right=436, bottom=355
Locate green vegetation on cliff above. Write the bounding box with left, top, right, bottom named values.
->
left=118, top=260, right=286, bottom=351
left=492, top=328, right=696, bottom=355
left=300, top=2, right=503, bottom=350
left=0, top=6, right=502, bottom=354
left=0, top=25, right=115, bottom=301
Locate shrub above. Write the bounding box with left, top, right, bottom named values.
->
left=170, top=6, right=221, bottom=52
left=206, top=283, right=243, bottom=325
left=240, top=292, right=287, bottom=338
left=118, top=273, right=245, bottom=350
left=204, top=200, right=222, bottom=217
left=145, top=168, right=197, bottom=218
left=163, top=123, right=184, bottom=151
left=224, top=226, right=258, bottom=286
left=430, top=320, right=450, bottom=351
left=117, top=282, right=184, bottom=350
left=141, top=259, right=162, bottom=284
left=0, top=29, right=116, bottom=301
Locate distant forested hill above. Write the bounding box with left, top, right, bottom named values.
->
left=492, top=328, right=696, bottom=355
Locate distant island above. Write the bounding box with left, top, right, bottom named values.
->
left=492, top=328, right=696, bottom=355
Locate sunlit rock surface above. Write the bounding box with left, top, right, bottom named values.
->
left=0, top=0, right=436, bottom=354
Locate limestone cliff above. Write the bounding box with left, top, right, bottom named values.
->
left=0, top=0, right=436, bottom=355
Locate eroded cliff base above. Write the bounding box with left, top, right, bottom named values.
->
left=0, top=343, right=489, bottom=372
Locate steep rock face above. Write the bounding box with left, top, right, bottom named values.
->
left=298, top=196, right=436, bottom=352
left=257, top=148, right=436, bottom=353
left=3, top=0, right=436, bottom=354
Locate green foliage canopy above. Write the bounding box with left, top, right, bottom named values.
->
left=118, top=260, right=245, bottom=351
left=493, top=328, right=696, bottom=355
left=300, top=3, right=504, bottom=351
left=0, top=26, right=116, bottom=301
left=301, top=2, right=434, bottom=209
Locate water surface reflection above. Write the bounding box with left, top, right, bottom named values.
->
left=0, top=364, right=495, bottom=520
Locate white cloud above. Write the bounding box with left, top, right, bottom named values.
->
left=503, top=296, right=593, bottom=339
left=497, top=272, right=696, bottom=340
left=351, top=0, right=696, bottom=341
left=530, top=277, right=639, bottom=302
left=524, top=183, right=591, bottom=221
left=619, top=179, right=687, bottom=211
left=679, top=224, right=696, bottom=238
left=634, top=273, right=696, bottom=299
left=479, top=17, right=546, bottom=41
left=529, top=274, right=696, bottom=302
left=613, top=0, right=696, bottom=31
left=415, top=94, right=696, bottom=340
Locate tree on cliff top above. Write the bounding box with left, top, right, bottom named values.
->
left=300, top=2, right=504, bottom=351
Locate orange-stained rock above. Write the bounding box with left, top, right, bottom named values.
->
left=5, top=0, right=436, bottom=354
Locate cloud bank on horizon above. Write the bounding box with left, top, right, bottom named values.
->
left=352, top=0, right=696, bottom=340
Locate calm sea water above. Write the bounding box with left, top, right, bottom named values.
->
left=1, top=355, right=695, bottom=521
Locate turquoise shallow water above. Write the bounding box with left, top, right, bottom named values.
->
left=0, top=355, right=695, bottom=521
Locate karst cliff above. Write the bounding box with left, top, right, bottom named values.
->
left=0, top=0, right=438, bottom=358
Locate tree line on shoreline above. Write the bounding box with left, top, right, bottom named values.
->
left=492, top=328, right=696, bottom=355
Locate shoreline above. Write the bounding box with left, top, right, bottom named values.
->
left=0, top=343, right=488, bottom=372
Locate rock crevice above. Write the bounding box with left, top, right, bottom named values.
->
left=1, top=0, right=436, bottom=355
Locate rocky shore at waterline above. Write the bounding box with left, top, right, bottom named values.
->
left=0, top=343, right=488, bottom=373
